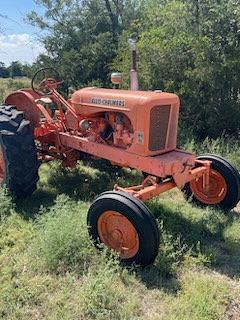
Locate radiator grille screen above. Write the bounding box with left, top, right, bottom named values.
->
left=149, top=105, right=171, bottom=151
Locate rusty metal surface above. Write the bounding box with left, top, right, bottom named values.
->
left=5, top=90, right=41, bottom=129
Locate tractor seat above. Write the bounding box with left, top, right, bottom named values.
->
left=35, top=97, right=53, bottom=104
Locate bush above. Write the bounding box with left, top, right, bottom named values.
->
left=155, top=222, right=187, bottom=276
left=32, top=195, right=96, bottom=273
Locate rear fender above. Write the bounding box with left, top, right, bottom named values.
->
left=5, top=89, right=41, bottom=129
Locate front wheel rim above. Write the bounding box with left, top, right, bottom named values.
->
left=190, top=169, right=227, bottom=205
left=97, top=210, right=140, bottom=259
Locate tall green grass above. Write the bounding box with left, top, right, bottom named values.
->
left=180, top=135, right=240, bottom=169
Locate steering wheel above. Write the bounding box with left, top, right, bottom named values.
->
left=31, top=67, right=63, bottom=96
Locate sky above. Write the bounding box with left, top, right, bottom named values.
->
left=0, top=0, right=46, bottom=66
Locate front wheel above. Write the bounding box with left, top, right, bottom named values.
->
left=87, top=191, right=160, bottom=266
left=182, top=154, right=240, bottom=211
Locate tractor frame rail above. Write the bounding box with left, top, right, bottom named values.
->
left=114, top=161, right=211, bottom=201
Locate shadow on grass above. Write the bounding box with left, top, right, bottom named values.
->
left=136, top=265, right=180, bottom=294
left=15, top=160, right=142, bottom=219
left=15, top=189, right=57, bottom=219
left=148, top=200, right=240, bottom=281
left=44, top=159, right=142, bottom=202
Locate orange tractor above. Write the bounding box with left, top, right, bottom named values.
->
left=2, top=41, right=240, bottom=266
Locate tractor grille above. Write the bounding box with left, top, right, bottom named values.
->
left=149, top=105, right=171, bottom=151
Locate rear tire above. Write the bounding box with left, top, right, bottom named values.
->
left=87, top=191, right=160, bottom=266
left=0, top=105, right=39, bottom=197
left=182, top=154, right=240, bottom=211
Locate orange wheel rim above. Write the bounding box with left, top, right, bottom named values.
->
left=0, top=146, right=5, bottom=183
left=190, top=169, right=227, bottom=205
left=97, top=211, right=139, bottom=259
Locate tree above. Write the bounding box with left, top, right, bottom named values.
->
left=8, top=61, right=25, bottom=78
left=114, top=0, right=240, bottom=138
left=27, top=0, right=139, bottom=88
left=0, top=62, right=9, bottom=78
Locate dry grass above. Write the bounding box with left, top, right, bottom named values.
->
left=0, top=77, right=30, bottom=103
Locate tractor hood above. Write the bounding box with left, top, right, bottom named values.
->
left=70, top=87, right=179, bottom=113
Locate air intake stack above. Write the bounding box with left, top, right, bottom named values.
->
left=128, top=38, right=139, bottom=91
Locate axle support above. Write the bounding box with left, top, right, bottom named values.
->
left=114, top=163, right=211, bottom=202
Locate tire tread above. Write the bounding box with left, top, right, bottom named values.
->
left=0, top=105, right=39, bottom=197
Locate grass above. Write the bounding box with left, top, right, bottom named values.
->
left=0, top=77, right=30, bottom=103
left=0, top=158, right=240, bottom=320
left=0, top=78, right=240, bottom=319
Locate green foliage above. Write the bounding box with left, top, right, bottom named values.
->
left=0, top=61, right=29, bottom=79
left=0, top=188, right=13, bottom=222
left=155, top=221, right=188, bottom=275
left=8, top=61, right=26, bottom=78
left=27, top=0, right=139, bottom=88
left=114, top=0, right=240, bottom=138
left=32, top=195, right=95, bottom=273
left=46, top=161, right=113, bottom=200
left=180, top=135, right=240, bottom=169
left=0, top=62, right=9, bottom=78
left=0, top=214, right=34, bottom=256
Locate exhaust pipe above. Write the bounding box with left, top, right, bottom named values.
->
left=128, top=38, right=139, bottom=91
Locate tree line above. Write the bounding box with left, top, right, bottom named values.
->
left=5, top=0, right=240, bottom=139
left=0, top=61, right=32, bottom=78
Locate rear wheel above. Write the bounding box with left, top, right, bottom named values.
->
left=87, top=191, right=160, bottom=266
left=0, top=105, right=39, bottom=197
left=182, top=154, right=240, bottom=211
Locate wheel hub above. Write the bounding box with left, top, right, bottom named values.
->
left=111, top=229, right=123, bottom=242
left=97, top=210, right=140, bottom=259
left=190, top=169, right=227, bottom=205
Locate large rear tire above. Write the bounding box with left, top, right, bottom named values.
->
left=182, top=154, right=240, bottom=211
left=0, top=105, right=39, bottom=197
left=87, top=191, right=160, bottom=266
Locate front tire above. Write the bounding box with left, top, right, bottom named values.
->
left=0, top=105, right=39, bottom=197
left=182, top=154, right=240, bottom=211
left=87, top=191, right=160, bottom=266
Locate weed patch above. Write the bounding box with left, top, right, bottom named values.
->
left=31, top=195, right=95, bottom=273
